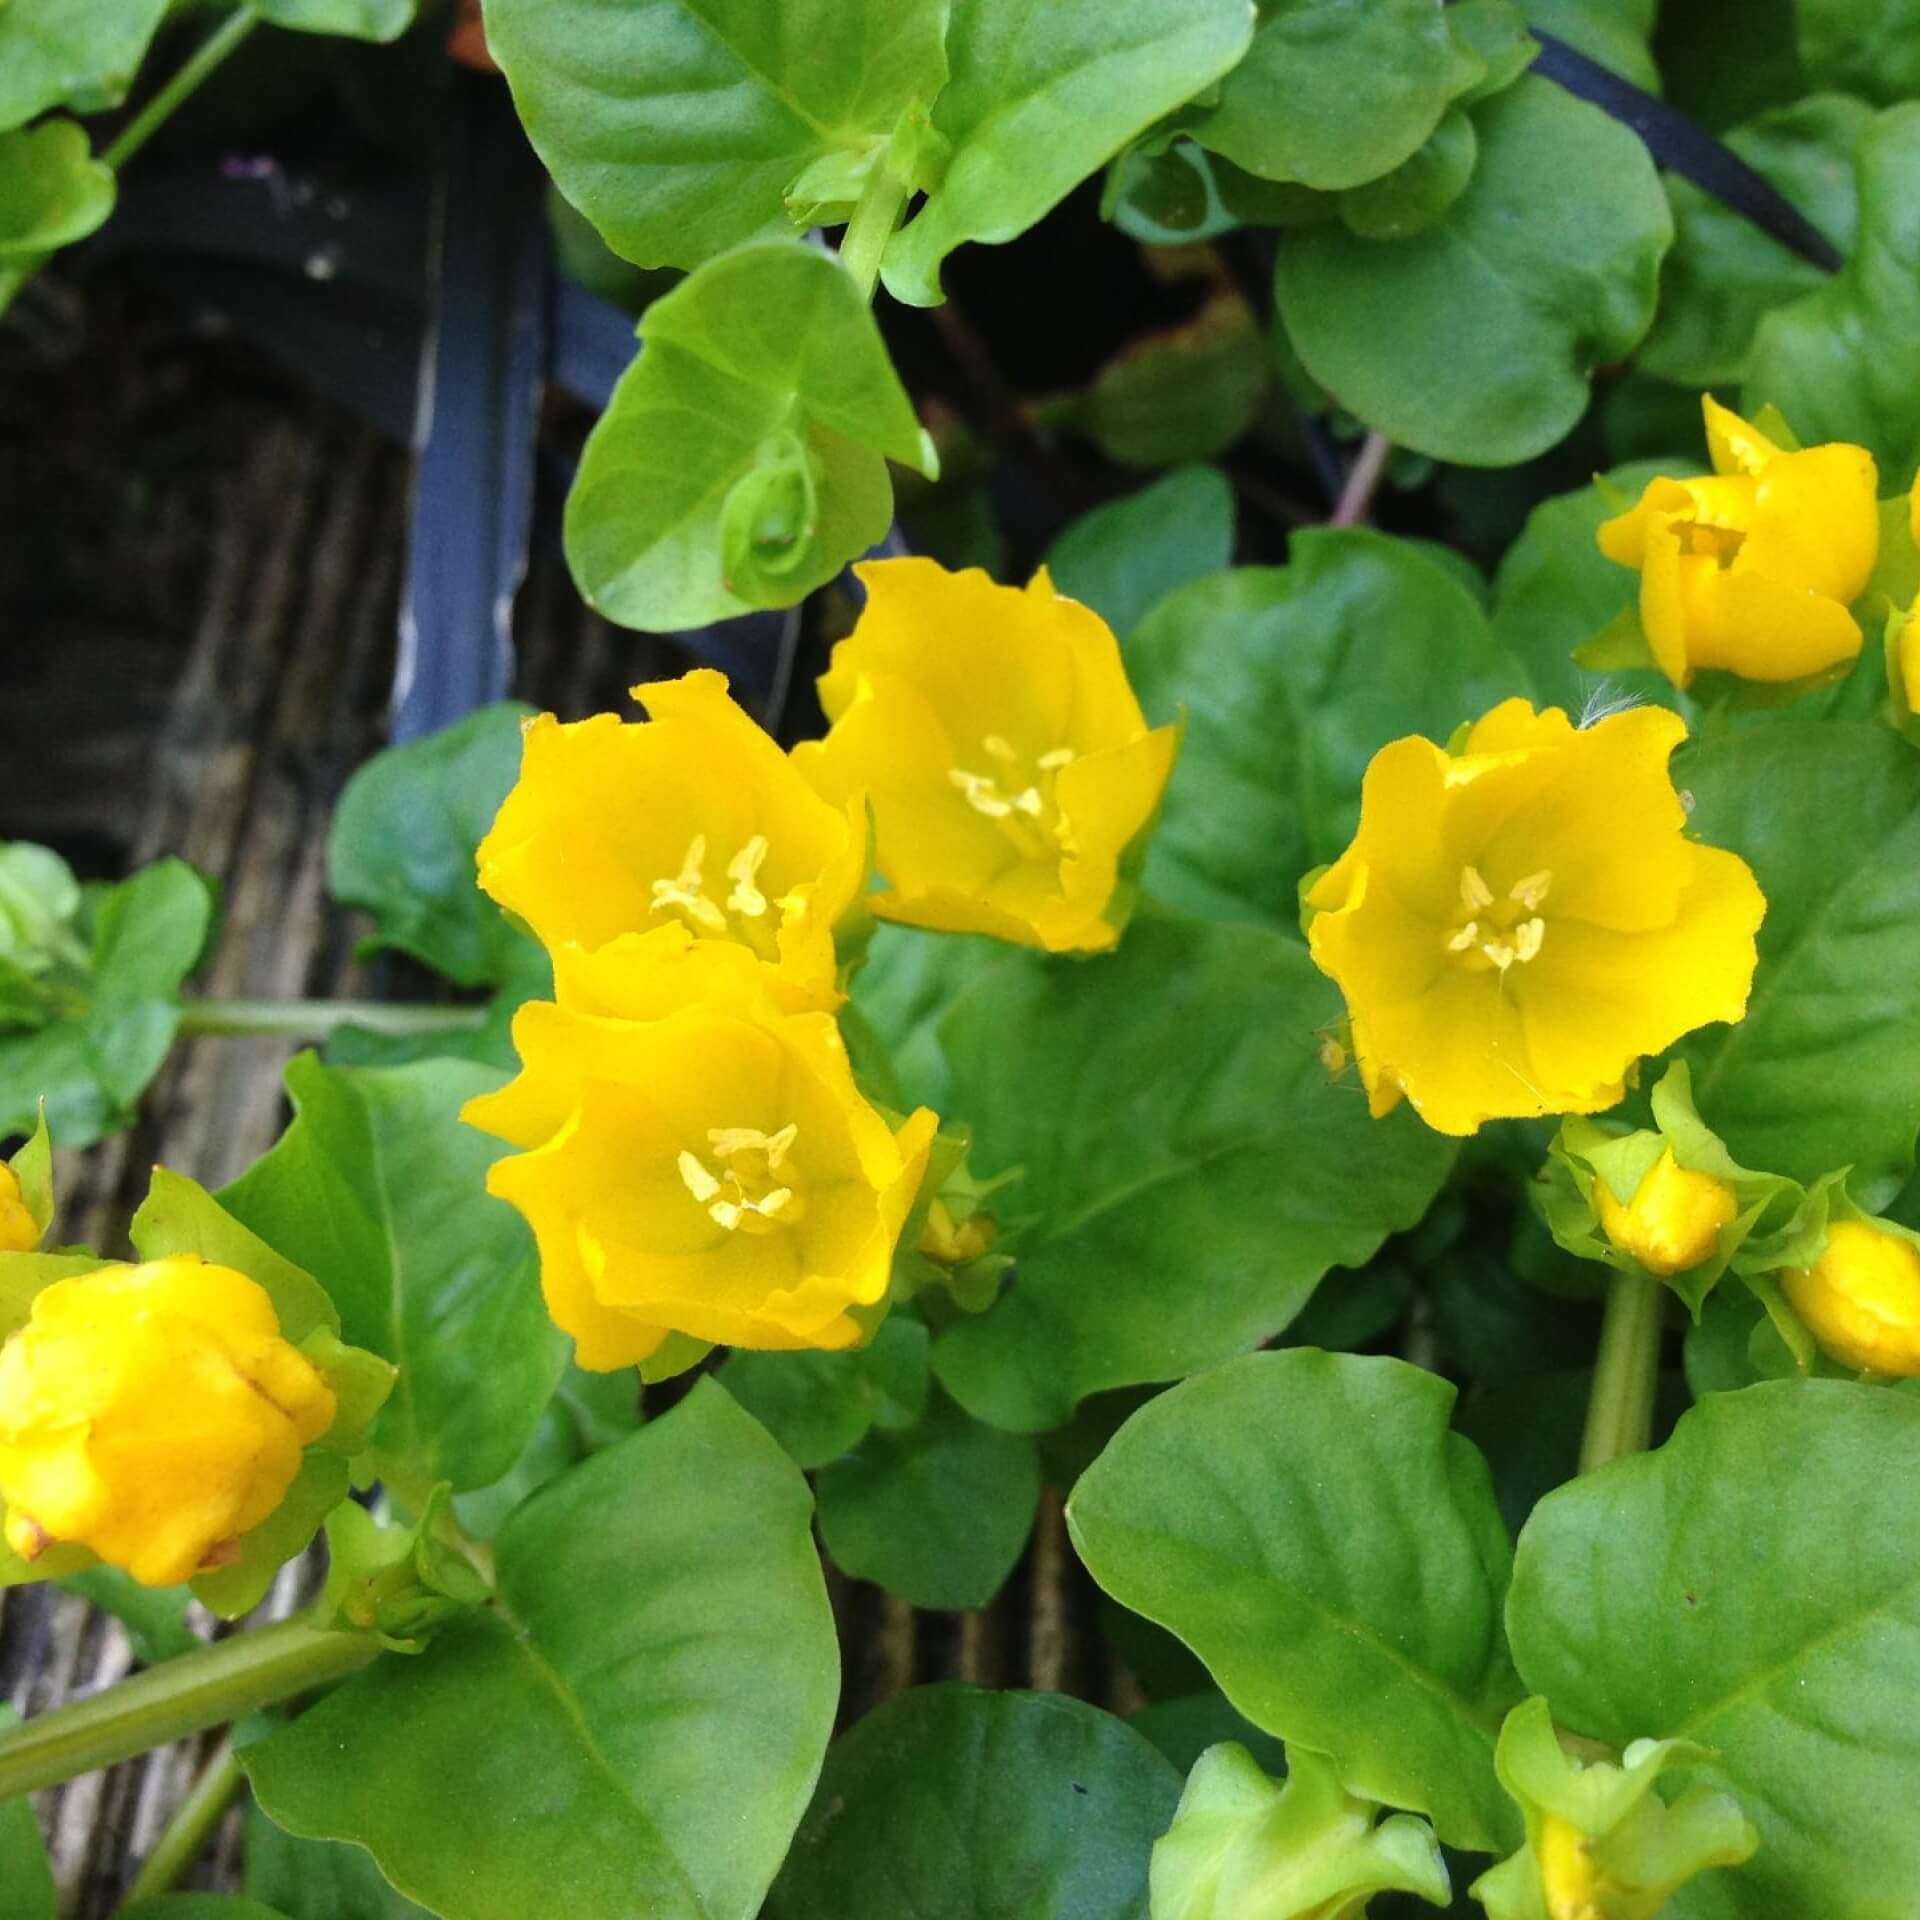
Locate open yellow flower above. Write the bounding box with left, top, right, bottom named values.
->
left=0, top=1257, right=337, bottom=1587
left=1782, top=1218, right=1920, bottom=1375
left=0, top=1165, right=34, bottom=1253
left=1596, top=396, right=1878, bottom=689
left=464, top=927, right=937, bottom=1368
left=476, top=668, right=867, bottom=1007
left=791, top=558, right=1179, bottom=952
left=1305, top=701, right=1764, bottom=1137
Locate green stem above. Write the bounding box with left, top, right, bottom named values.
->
left=176, top=997, right=488, bottom=1041
left=838, top=168, right=910, bottom=301
left=102, top=8, right=260, bottom=172
left=119, top=1735, right=244, bottom=1906
left=0, top=1618, right=379, bottom=1801
left=1579, top=1268, right=1664, bottom=1474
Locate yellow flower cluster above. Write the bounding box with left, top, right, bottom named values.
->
left=467, top=560, right=1172, bottom=1364
left=1598, top=397, right=1879, bottom=690
left=0, top=1257, right=336, bottom=1586
left=1305, top=701, right=1764, bottom=1137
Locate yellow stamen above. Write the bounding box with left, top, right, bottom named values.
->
left=725, top=835, right=771, bottom=917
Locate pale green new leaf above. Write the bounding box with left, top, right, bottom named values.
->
left=0, top=0, right=171, bottom=129
left=1746, top=103, right=1920, bottom=486
left=1508, top=1383, right=1920, bottom=1919
left=566, top=239, right=934, bottom=630
left=485, top=0, right=949, bottom=269
left=931, top=918, right=1457, bottom=1432
left=1277, top=76, right=1671, bottom=465
left=1070, top=1350, right=1524, bottom=1852
left=882, top=0, right=1256, bottom=306
left=245, top=1382, right=838, bottom=1920
left=0, top=119, right=112, bottom=262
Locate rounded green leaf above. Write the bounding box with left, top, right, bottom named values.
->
left=764, top=1685, right=1183, bottom=1920
left=1678, top=724, right=1920, bottom=1200
left=1508, top=1382, right=1920, bottom=1919
left=1044, top=465, right=1237, bottom=641
left=1128, top=530, right=1531, bottom=927
left=566, top=239, right=933, bottom=630
left=816, top=1385, right=1040, bottom=1609
left=0, top=0, right=171, bottom=129
left=485, top=0, right=948, bottom=269
left=1190, top=0, right=1483, bottom=192
left=0, top=119, right=113, bottom=261
left=1524, top=0, right=1658, bottom=88
left=1337, top=106, right=1478, bottom=241
left=718, top=1313, right=930, bottom=1470
left=249, top=0, right=415, bottom=38
left=881, top=0, right=1256, bottom=307
left=1276, top=77, right=1671, bottom=465
left=219, top=1054, right=566, bottom=1494
left=1068, top=1350, right=1524, bottom=1852
left=1637, top=94, right=1871, bottom=388
left=1746, top=103, right=1920, bottom=485
left=1795, top=0, right=1920, bottom=106
left=245, top=1381, right=838, bottom=1920
left=930, top=918, right=1458, bottom=1432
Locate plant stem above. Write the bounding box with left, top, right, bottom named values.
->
left=1579, top=1269, right=1664, bottom=1474
left=838, top=169, right=910, bottom=302
left=103, top=8, right=259, bottom=172
left=176, top=997, right=488, bottom=1041
left=0, top=1619, right=379, bottom=1801
left=120, top=1735, right=244, bottom=1905
left=1329, top=430, right=1392, bottom=527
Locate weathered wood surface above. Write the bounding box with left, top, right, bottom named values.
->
left=0, top=387, right=1126, bottom=1910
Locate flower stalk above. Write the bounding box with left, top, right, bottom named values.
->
left=176, top=997, right=488, bottom=1042
left=1579, top=1268, right=1664, bottom=1474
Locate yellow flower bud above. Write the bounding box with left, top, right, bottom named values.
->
left=0, top=1257, right=336, bottom=1586
left=1596, top=397, right=1878, bottom=690
left=1538, top=1814, right=1613, bottom=1920
left=1897, top=601, right=1920, bottom=719
left=1304, top=701, right=1763, bottom=1136
left=792, top=558, right=1179, bottom=953
left=1782, top=1219, right=1920, bottom=1375
left=0, top=1164, right=35, bottom=1253
left=1593, top=1148, right=1736, bottom=1276
left=917, top=1197, right=995, bottom=1267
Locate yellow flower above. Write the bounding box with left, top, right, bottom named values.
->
left=791, top=558, right=1179, bottom=952
left=1596, top=397, right=1878, bottom=689
left=0, top=1165, right=35, bottom=1253
left=1593, top=1148, right=1737, bottom=1277
left=463, top=926, right=938, bottom=1368
left=1538, top=1815, right=1613, bottom=1920
left=0, top=1257, right=336, bottom=1587
left=1896, top=601, right=1920, bottom=718
left=475, top=668, right=867, bottom=1007
left=1305, top=701, right=1764, bottom=1138
left=1782, top=1218, right=1920, bottom=1375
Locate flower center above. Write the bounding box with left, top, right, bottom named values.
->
left=1443, top=864, right=1550, bottom=975
left=650, top=833, right=802, bottom=957
left=677, top=1123, right=804, bottom=1236
left=947, top=734, right=1078, bottom=859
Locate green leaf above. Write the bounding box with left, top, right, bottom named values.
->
left=192, top=1450, right=352, bottom=1620
left=1190, top=0, right=1484, bottom=192
left=454, top=1362, right=643, bottom=1540
left=816, top=1384, right=1040, bottom=1608
left=245, top=1802, right=433, bottom=1920
left=1488, top=460, right=1696, bottom=715
left=1794, top=0, right=1920, bottom=106
left=0, top=119, right=113, bottom=261
left=1638, top=95, right=1872, bottom=388
left=57, top=1566, right=201, bottom=1664
left=1045, top=466, right=1237, bottom=641
left=1276, top=76, right=1671, bottom=465
left=717, top=1312, right=929, bottom=1470
left=0, top=0, right=172, bottom=129
left=567, top=239, right=934, bottom=630
left=250, top=0, right=414, bottom=37
left=1127, top=531, right=1531, bottom=927
left=1507, top=1381, right=1920, bottom=1919
left=485, top=0, right=946, bottom=270
left=1523, top=0, right=1658, bottom=88
left=1678, top=724, right=1920, bottom=1200
left=1127, top=1690, right=1289, bottom=1777
left=5, top=1108, right=52, bottom=1241
left=219, top=1054, right=565, bottom=1494
left=118, top=1900, right=290, bottom=1920
left=1746, top=103, right=1920, bottom=484
left=245, top=1382, right=838, bottom=1920
left=0, top=1708, right=56, bottom=1920
left=881, top=0, right=1256, bottom=307
left=764, top=1685, right=1182, bottom=1920
left=329, top=703, right=542, bottom=992
left=1337, top=106, right=1478, bottom=241
left=1069, top=1350, right=1524, bottom=1852
left=931, top=918, right=1458, bottom=1432
left=847, top=924, right=1004, bottom=1114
